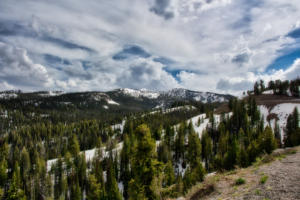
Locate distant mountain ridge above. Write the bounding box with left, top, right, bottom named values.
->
left=0, top=88, right=234, bottom=111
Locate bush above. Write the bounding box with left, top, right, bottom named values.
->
left=260, top=175, right=268, bottom=184
left=235, top=178, right=246, bottom=185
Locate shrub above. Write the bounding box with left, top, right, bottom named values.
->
left=260, top=175, right=268, bottom=184
left=235, top=178, right=246, bottom=185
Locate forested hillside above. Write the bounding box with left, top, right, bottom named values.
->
left=0, top=79, right=299, bottom=200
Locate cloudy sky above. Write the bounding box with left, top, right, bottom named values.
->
left=0, top=0, right=300, bottom=95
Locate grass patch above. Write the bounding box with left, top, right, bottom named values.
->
left=235, top=178, right=246, bottom=185
left=188, top=184, right=215, bottom=200
left=260, top=175, right=268, bottom=184
left=255, top=189, right=261, bottom=195
left=225, top=170, right=237, bottom=175
left=287, top=149, right=297, bottom=154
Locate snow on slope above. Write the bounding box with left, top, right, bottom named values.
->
left=89, top=93, right=119, bottom=105
left=259, top=105, right=270, bottom=128
left=163, top=88, right=228, bottom=103
left=119, top=88, right=230, bottom=103
left=259, top=103, right=300, bottom=141
left=38, top=91, right=64, bottom=97
left=111, top=120, right=126, bottom=133
left=189, top=114, right=209, bottom=138
left=262, top=90, right=273, bottom=94
left=271, top=103, right=300, bottom=137
left=47, top=142, right=124, bottom=171
left=120, top=88, right=160, bottom=99
left=185, top=112, right=232, bottom=138
left=107, top=99, right=119, bottom=105
left=0, top=92, right=18, bottom=99
left=149, top=105, right=196, bottom=115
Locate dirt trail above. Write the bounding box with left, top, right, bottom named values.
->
left=243, top=147, right=300, bottom=200
left=184, top=146, right=300, bottom=200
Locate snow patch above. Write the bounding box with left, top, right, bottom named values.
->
left=103, top=105, right=109, bottom=109
left=107, top=99, right=119, bottom=105
left=262, top=90, right=273, bottom=94
left=259, top=103, right=300, bottom=141
left=0, top=92, right=18, bottom=99
left=39, top=91, right=64, bottom=97
left=120, top=88, right=160, bottom=99
left=111, top=120, right=126, bottom=133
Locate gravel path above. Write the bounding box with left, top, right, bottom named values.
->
left=184, top=146, right=300, bottom=200
left=243, top=147, right=300, bottom=200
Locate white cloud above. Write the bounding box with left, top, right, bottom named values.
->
left=0, top=42, right=53, bottom=90
left=215, top=58, right=300, bottom=95
left=0, top=0, right=300, bottom=94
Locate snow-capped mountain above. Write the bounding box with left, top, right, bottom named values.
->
left=160, top=88, right=230, bottom=103
left=116, top=88, right=160, bottom=99
left=0, top=88, right=233, bottom=114
left=115, top=88, right=232, bottom=104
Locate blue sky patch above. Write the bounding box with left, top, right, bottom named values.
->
left=153, top=57, right=174, bottom=65
left=44, top=54, right=71, bottom=66
left=287, top=28, right=300, bottom=39
left=112, top=45, right=151, bottom=60
left=266, top=48, right=300, bottom=71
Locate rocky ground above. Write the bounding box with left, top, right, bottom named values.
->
left=181, top=146, right=300, bottom=200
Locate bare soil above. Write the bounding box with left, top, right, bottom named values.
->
left=182, top=146, right=300, bottom=200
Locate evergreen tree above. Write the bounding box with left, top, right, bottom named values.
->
left=7, top=162, right=26, bottom=200
left=187, top=131, right=201, bottom=168
left=69, top=134, right=80, bottom=156
left=201, top=132, right=213, bottom=170
left=260, top=80, right=265, bottom=92
left=87, top=174, right=105, bottom=200
left=120, top=134, right=131, bottom=199
left=285, top=107, right=300, bottom=147
left=0, top=159, right=7, bottom=187
left=259, top=126, right=276, bottom=154
left=129, top=124, right=163, bottom=200
left=254, top=81, right=260, bottom=95
left=274, top=121, right=281, bottom=147
left=163, top=160, right=175, bottom=186
left=70, top=178, right=81, bottom=200
left=128, top=179, right=147, bottom=200
left=224, top=138, right=239, bottom=170
left=106, top=161, right=122, bottom=200
left=20, top=147, right=31, bottom=186
left=157, top=141, right=172, bottom=164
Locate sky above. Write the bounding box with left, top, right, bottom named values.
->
left=0, top=0, right=300, bottom=95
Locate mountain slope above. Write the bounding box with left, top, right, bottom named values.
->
left=0, top=88, right=233, bottom=111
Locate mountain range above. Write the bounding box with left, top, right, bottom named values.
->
left=0, top=88, right=233, bottom=111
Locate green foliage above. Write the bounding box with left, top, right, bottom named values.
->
left=187, top=131, right=202, bottom=168
left=69, top=134, right=80, bottom=156
left=285, top=107, right=300, bottom=147
left=128, top=179, right=147, bottom=200
left=224, top=139, right=239, bottom=170
left=87, top=174, right=103, bottom=200
left=202, top=132, right=213, bottom=170
left=106, top=161, right=122, bottom=200
left=0, top=160, right=7, bottom=187
left=164, top=160, right=175, bottom=186
left=260, top=175, right=268, bottom=184
left=1, top=79, right=296, bottom=200
left=129, top=124, right=163, bottom=199
left=0, top=188, right=3, bottom=199
left=235, top=178, right=246, bottom=185
left=7, top=164, right=26, bottom=200
left=259, top=126, right=277, bottom=154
